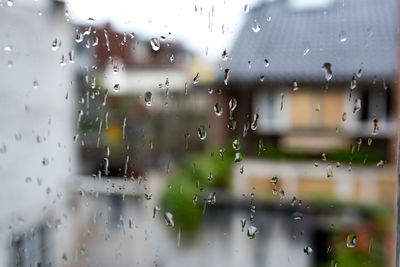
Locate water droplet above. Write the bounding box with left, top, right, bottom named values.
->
left=240, top=218, right=246, bottom=232
left=207, top=192, right=216, bottom=204
left=232, top=137, right=240, bottom=150
left=251, top=113, right=259, bottom=130
left=342, top=112, right=347, bottom=122
left=248, top=60, right=252, bottom=69
left=214, top=103, right=223, bottom=116
left=327, top=165, right=333, bottom=178
left=170, top=54, right=174, bottom=62
left=145, top=193, right=152, bottom=200
left=356, top=68, right=363, bottom=78
left=3, top=45, right=12, bottom=52
left=208, top=172, right=213, bottom=182
left=279, top=93, right=284, bottom=111
left=304, top=246, right=313, bottom=255
left=371, top=119, right=379, bottom=135
left=240, top=165, right=244, bottom=174
left=193, top=194, right=198, bottom=206
left=51, top=38, right=61, bottom=51
left=224, top=69, right=230, bottom=85
left=350, top=76, right=357, bottom=90
left=271, top=176, right=278, bottom=185
left=290, top=196, right=297, bottom=206
left=33, top=80, right=39, bottom=89
left=227, top=119, right=237, bottom=130
left=247, top=226, right=258, bottom=239
left=150, top=38, right=160, bottom=51
left=234, top=152, right=242, bottom=163
left=229, top=97, right=237, bottom=119
left=252, top=20, right=260, bottom=32
left=7, top=0, right=13, bottom=7
left=75, top=32, right=83, bottom=43
left=163, top=212, right=174, bottom=227
left=339, top=30, right=347, bottom=42
left=293, top=211, right=303, bottom=221
left=346, top=233, right=356, bottom=248
left=68, top=50, right=75, bottom=63
left=144, top=91, right=153, bottom=106
left=259, top=75, right=265, bottom=82
left=193, top=72, right=200, bottom=84
left=207, top=88, right=213, bottom=94
left=293, top=80, right=299, bottom=91
left=279, top=188, right=285, bottom=199
left=197, top=125, right=207, bottom=140
left=353, top=98, right=361, bottom=113
left=264, top=58, right=270, bottom=68
left=377, top=160, right=384, bottom=168
left=221, top=49, right=228, bottom=61
left=7, top=60, right=13, bottom=68
left=244, top=4, right=249, bottom=13
left=336, top=162, right=341, bottom=168
left=368, top=138, right=373, bottom=146
left=113, top=84, right=120, bottom=92
left=322, top=62, right=333, bottom=81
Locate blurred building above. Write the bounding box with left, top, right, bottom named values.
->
left=73, top=23, right=215, bottom=177
left=0, top=0, right=80, bottom=266
left=214, top=0, right=397, bottom=205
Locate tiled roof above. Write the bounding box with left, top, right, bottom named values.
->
left=220, top=0, right=397, bottom=84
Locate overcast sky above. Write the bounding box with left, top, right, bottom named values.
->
left=66, top=0, right=262, bottom=58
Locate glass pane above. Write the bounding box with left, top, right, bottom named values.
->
left=0, top=0, right=398, bottom=266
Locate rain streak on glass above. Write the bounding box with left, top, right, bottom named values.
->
left=197, top=125, right=207, bottom=140
left=193, top=72, right=200, bottom=84
left=144, top=91, right=153, bottom=106
left=280, top=93, right=284, bottom=111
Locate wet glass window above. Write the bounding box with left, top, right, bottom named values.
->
left=0, top=0, right=398, bottom=266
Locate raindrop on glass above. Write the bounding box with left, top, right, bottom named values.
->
left=150, top=38, right=160, bottom=51
left=51, top=38, right=61, bottom=51
left=353, top=98, right=361, bottom=113
left=252, top=20, right=260, bottom=32
left=193, top=72, right=200, bottom=84
left=371, top=119, right=379, bottom=135
left=293, top=80, right=299, bottom=91
left=144, top=91, right=153, bottom=106
left=214, top=103, right=223, bottom=116
left=247, top=226, right=258, bottom=239
left=234, top=152, right=242, bottom=163
left=346, top=234, right=356, bottom=248
left=244, top=4, right=249, bottom=13
left=327, top=165, right=333, bottom=178
left=113, top=84, right=120, bottom=92
left=163, top=212, right=174, bottom=227
left=221, top=49, right=228, bottom=61
left=322, top=62, right=333, bottom=81
left=232, top=137, right=240, bottom=150
left=197, top=125, right=207, bottom=140
left=224, top=68, right=230, bottom=85
left=339, top=30, right=347, bottom=42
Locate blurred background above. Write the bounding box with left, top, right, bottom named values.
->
left=0, top=0, right=398, bottom=266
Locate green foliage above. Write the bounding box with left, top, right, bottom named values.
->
left=162, top=146, right=235, bottom=237
left=258, top=146, right=385, bottom=164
